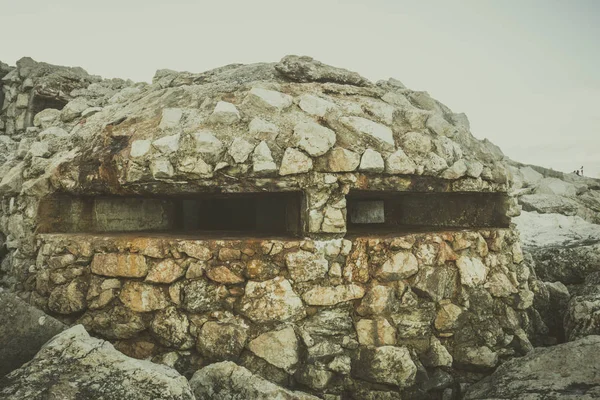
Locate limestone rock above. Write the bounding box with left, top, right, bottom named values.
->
left=456, top=256, right=488, bottom=287
left=564, top=288, right=600, bottom=342
left=191, top=131, right=224, bottom=163
left=340, top=116, right=395, bottom=148
left=252, top=140, right=277, bottom=174
left=228, top=137, right=255, bottom=163
left=150, top=306, right=194, bottom=349
left=293, top=121, right=336, bottom=157
left=181, top=279, right=223, bottom=313
left=153, top=133, right=180, bottom=154
left=130, top=139, right=152, bottom=158
left=248, top=326, right=299, bottom=372
left=119, top=281, right=170, bottom=312
left=356, top=285, right=397, bottom=316
left=48, top=277, right=88, bottom=314
left=386, top=149, right=416, bottom=174
left=249, top=117, right=279, bottom=140
left=205, top=265, right=244, bottom=284
left=197, top=321, right=247, bottom=360
left=454, top=345, right=498, bottom=370
left=159, top=108, right=183, bottom=130
left=359, top=148, right=385, bottom=173
left=247, top=87, right=293, bottom=111
left=208, top=101, right=240, bottom=124
left=276, top=55, right=371, bottom=87
left=279, top=147, right=313, bottom=175
left=302, top=284, right=365, bottom=306
left=464, top=336, right=600, bottom=399
left=91, top=253, right=148, bottom=278
left=434, top=302, right=463, bottom=331
left=239, top=277, right=305, bottom=323
left=327, top=147, right=360, bottom=172
left=298, top=93, right=337, bottom=117
left=352, top=346, right=417, bottom=387
left=0, top=291, right=67, bottom=377
left=285, top=249, right=328, bottom=282
left=190, top=361, right=319, bottom=400
left=151, top=158, right=175, bottom=179
left=0, top=325, right=194, bottom=400
left=145, top=259, right=185, bottom=283
left=376, top=251, right=418, bottom=281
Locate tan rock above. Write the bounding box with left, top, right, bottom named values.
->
left=145, top=259, right=185, bottom=283
left=375, top=252, right=418, bottom=281
left=456, top=256, right=488, bottom=287
left=285, top=250, right=328, bottom=282
left=302, top=284, right=365, bottom=306
left=218, top=248, right=241, bottom=261
left=434, top=302, right=463, bottom=331
left=206, top=266, right=244, bottom=284
left=248, top=326, right=299, bottom=372
left=239, top=277, right=305, bottom=323
left=357, top=285, right=397, bottom=316
left=178, top=241, right=212, bottom=261
left=119, top=281, right=170, bottom=312
left=91, top=253, right=148, bottom=278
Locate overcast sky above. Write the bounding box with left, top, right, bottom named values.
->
left=2, top=0, right=599, bottom=177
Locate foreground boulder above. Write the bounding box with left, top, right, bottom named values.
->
left=189, top=361, right=319, bottom=400
left=0, top=325, right=194, bottom=400
left=464, top=335, right=600, bottom=399
left=564, top=274, right=600, bottom=341
left=0, top=290, right=67, bottom=377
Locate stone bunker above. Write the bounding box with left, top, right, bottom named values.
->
left=0, top=56, right=534, bottom=397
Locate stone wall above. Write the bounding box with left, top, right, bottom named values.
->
left=29, top=228, right=532, bottom=396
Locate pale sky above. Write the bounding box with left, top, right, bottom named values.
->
left=2, top=0, right=599, bottom=177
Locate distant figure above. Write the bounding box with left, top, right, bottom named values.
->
left=581, top=166, right=584, bottom=176
left=575, top=170, right=580, bottom=176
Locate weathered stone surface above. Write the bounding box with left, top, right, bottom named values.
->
left=293, top=121, right=336, bottom=157
left=239, top=277, right=305, bottom=322
left=285, top=249, right=328, bottom=282
left=302, top=284, right=365, bottom=306
left=247, top=87, right=293, bottom=110
left=208, top=101, right=240, bottom=124
left=341, top=116, right=395, bottom=147
left=91, top=253, right=148, bottom=278
left=276, top=55, right=371, bottom=86
left=359, top=148, right=385, bottom=173
left=0, top=291, right=67, bottom=377
left=356, top=318, right=397, bottom=346
left=454, top=345, right=498, bottom=369
left=228, top=137, right=255, bottom=163
left=205, top=265, right=244, bottom=284
left=352, top=346, right=417, bottom=387
left=146, top=259, right=185, bottom=283
left=456, top=256, right=488, bottom=287
left=252, top=140, right=277, bottom=173
left=150, top=306, right=194, bottom=349
left=376, top=251, right=418, bottom=281
left=181, top=279, right=223, bottom=313
left=248, top=326, right=299, bottom=372
left=190, top=361, right=319, bottom=400
left=48, top=277, right=88, bottom=314
left=386, top=149, right=416, bottom=174
left=0, top=325, right=194, bottom=400
left=79, top=305, right=148, bottom=339
left=153, top=133, right=180, bottom=154
left=327, top=147, right=360, bottom=172
left=280, top=147, right=313, bottom=175
left=434, top=302, right=463, bottom=331
left=197, top=321, right=247, bottom=360
left=464, top=335, right=600, bottom=400
left=120, top=281, right=170, bottom=312
left=298, top=93, right=337, bottom=117
left=564, top=288, right=600, bottom=342
left=357, top=285, right=397, bottom=316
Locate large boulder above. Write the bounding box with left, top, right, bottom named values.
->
left=464, top=335, right=600, bottom=399
left=0, top=290, right=67, bottom=377
left=189, top=361, right=319, bottom=399
left=564, top=276, right=600, bottom=341
left=0, top=325, right=194, bottom=399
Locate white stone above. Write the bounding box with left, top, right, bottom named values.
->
left=302, top=284, right=365, bottom=306
left=361, top=98, right=395, bottom=125
left=340, top=116, right=395, bottom=147
left=192, top=131, right=224, bottom=162
left=359, top=149, right=385, bottom=173
left=248, top=327, right=299, bottom=373
left=252, top=141, right=277, bottom=174
left=376, top=252, right=418, bottom=281
left=426, top=114, right=457, bottom=137
left=81, top=107, right=102, bottom=118
left=293, top=121, right=336, bottom=157
left=33, top=109, right=61, bottom=130
left=456, top=256, right=488, bottom=287
left=386, top=149, right=416, bottom=174
left=228, top=138, right=255, bottom=163
left=152, top=133, right=180, bottom=154
left=356, top=318, right=397, bottom=346
left=61, top=98, right=89, bottom=122
left=38, top=127, right=69, bottom=140
left=177, top=156, right=213, bottom=177
left=208, top=101, right=240, bottom=125
left=401, top=131, right=432, bottom=155
left=159, top=108, right=183, bottom=130
left=248, top=88, right=293, bottom=110
left=520, top=166, right=543, bottom=186
left=298, top=94, right=337, bottom=117
left=466, top=160, right=484, bottom=178
left=28, top=142, right=50, bottom=158
left=130, top=140, right=152, bottom=158
left=248, top=117, right=279, bottom=141
left=150, top=158, right=175, bottom=179
left=279, top=148, right=313, bottom=175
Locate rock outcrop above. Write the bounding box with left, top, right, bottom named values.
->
left=0, top=325, right=194, bottom=399
left=464, top=335, right=600, bottom=399
left=0, top=290, right=67, bottom=377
